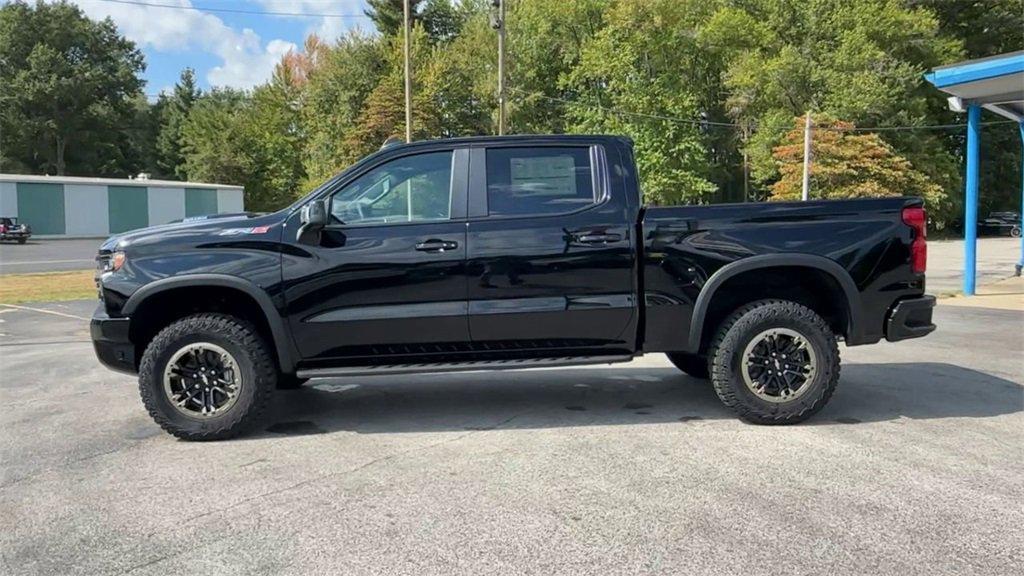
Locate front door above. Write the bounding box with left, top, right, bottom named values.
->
left=464, top=143, right=637, bottom=355
left=282, top=148, right=470, bottom=366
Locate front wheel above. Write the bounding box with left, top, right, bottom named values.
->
left=138, top=313, right=277, bottom=440
left=17, top=237, right=27, bottom=244
left=708, top=300, right=839, bottom=425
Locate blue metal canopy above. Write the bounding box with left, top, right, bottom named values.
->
left=925, top=51, right=1024, bottom=294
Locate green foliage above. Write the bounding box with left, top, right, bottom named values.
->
left=179, top=66, right=307, bottom=212
left=300, top=31, right=388, bottom=187
left=566, top=0, right=718, bottom=205
left=0, top=0, right=144, bottom=175
left=155, top=68, right=201, bottom=179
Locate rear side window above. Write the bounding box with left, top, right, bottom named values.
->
left=485, top=147, right=596, bottom=216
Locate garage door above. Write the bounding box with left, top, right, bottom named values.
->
left=16, top=182, right=65, bottom=235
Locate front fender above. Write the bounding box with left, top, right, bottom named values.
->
left=122, top=274, right=298, bottom=373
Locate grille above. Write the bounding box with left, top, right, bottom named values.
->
left=94, top=252, right=111, bottom=300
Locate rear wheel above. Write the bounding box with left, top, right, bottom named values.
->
left=138, top=313, right=277, bottom=440
left=708, top=300, right=839, bottom=424
left=666, top=352, right=709, bottom=379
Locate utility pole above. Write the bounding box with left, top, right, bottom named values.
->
left=741, top=122, right=751, bottom=202
left=403, top=0, right=412, bottom=143
left=801, top=111, right=813, bottom=201
left=491, top=0, right=506, bottom=135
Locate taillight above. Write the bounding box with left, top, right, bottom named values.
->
left=902, top=206, right=927, bottom=274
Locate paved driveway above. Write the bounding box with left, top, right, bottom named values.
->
left=1, top=299, right=1021, bottom=575
left=928, top=236, right=1021, bottom=294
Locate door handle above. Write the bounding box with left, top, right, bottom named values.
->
left=415, top=239, right=459, bottom=252
left=573, top=232, right=622, bottom=244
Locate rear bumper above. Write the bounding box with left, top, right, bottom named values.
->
left=885, top=295, right=936, bottom=342
left=91, top=305, right=136, bottom=375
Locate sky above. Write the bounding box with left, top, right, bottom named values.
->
left=17, top=0, right=378, bottom=95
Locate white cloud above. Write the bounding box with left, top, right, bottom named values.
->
left=72, top=0, right=296, bottom=89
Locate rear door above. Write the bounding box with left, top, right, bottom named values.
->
left=282, top=148, right=470, bottom=365
left=464, top=142, right=637, bottom=355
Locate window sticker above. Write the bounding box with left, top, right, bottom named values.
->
left=509, top=155, right=577, bottom=197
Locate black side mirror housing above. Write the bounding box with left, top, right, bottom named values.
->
left=297, top=199, right=329, bottom=245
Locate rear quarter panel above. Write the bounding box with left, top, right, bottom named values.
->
left=642, top=198, right=924, bottom=352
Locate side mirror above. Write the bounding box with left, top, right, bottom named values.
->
left=297, top=199, right=329, bottom=245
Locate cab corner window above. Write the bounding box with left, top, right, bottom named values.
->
left=330, top=150, right=453, bottom=225
left=485, top=147, right=596, bottom=217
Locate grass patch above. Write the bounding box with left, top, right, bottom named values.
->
left=0, top=270, right=96, bottom=304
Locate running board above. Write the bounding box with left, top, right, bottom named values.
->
left=296, top=355, right=635, bottom=379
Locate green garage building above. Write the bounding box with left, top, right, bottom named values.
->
left=0, top=174, right=244, bottom=237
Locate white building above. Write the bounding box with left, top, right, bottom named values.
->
left=0, top=174, right=244, bottom=237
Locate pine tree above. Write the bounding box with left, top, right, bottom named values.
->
left=364, top=0, right=424, bottom=37
left=155, top=68, right=201, bottom=179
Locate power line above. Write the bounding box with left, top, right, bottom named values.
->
left=819, top=120, right=1017, bottom=132
left=85, top=0, right=370, bottom=19
left=509, top=87, right=1018, bottom=132
left=508, top=88, right=739, bottom=128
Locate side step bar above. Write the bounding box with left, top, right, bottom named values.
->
left=296, top=355, right=635, bottom=379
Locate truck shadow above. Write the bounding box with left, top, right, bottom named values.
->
left=258, top=363, right=1023, bottom=437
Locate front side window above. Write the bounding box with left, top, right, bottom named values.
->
left=330, top=151, right=453, bottom=225
left=485, top=147, right=596, bottom=217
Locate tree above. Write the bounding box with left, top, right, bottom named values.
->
left=155, top=68, right=201, bottom=179
left=770, top=116, right=945, bottom=212
left=364, top=0, right=424, bottom=37
left=421, top=0, right=464, bottom=43
left=701, top=0, right=962, bottom=210
left=506, top=0, right=609, bottom=135
left=0, top=0, right=144, bottom=175
left=246, top=64, right=307, bottom=209
left=913, top=0, right=1024, bottom=220
left=179, top=70, right=308, bottom=212
left=179, top=89, right=252, bottom=196
left=565, top=0, right=717, bottom=205
left=301, top=30, right=389, bottom=187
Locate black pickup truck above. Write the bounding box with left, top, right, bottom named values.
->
left=92, top=135, right=935, bottom=440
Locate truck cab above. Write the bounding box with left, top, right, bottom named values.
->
left=92, top=135, right=935, bottom=440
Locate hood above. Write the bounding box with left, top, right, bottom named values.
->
left=100, top=212, right=280, bottom=251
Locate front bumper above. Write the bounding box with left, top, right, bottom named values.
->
left=91, top=305, right=136, bottom=374
left=885, top=295, right=936, bottom=342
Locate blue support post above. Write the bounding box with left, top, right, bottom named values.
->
left=1017, top=122, right=1023, bottom=277
left=963, top=105, right=981, bottom=295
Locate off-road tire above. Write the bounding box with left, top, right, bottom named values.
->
left=17, top=238, right=27, bottom=244
left=708, top=299, right=840, bottom=425
left=666, top=352, right=709, bottom=379
left=277, top=374, right=309, bottom=390
left=138, top=313, right=277, bottom=440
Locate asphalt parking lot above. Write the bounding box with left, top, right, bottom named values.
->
left=0, top=238, right=101, bottom=274
left=1, top=299, right=1021, bottom=575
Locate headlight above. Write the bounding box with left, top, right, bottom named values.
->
left=111, top=251, right=126, bottom=271
left=101, top=251, right=126, bottom=272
